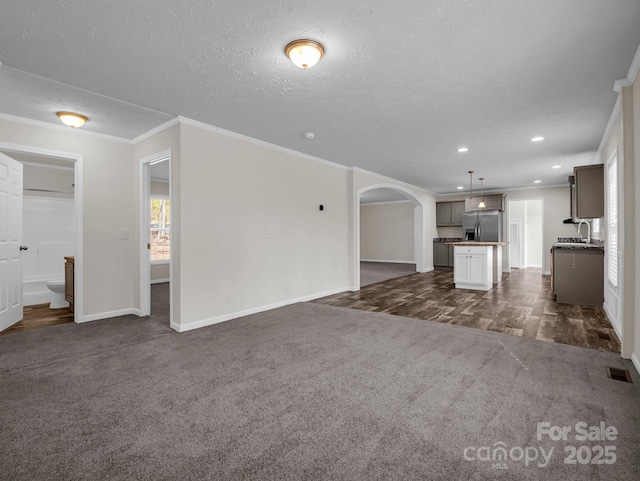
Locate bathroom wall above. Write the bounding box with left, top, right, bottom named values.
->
left=22, top=196, right=75, bottom=305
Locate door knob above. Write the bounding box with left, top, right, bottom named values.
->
left=20, top=246, right=28, bottom=251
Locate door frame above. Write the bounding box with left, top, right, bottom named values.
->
left=0, top=141, right=84, bottom=323
left=138, top=150, right=171, bottom=321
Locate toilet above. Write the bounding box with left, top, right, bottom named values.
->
left=45, top=280, right=68, bottom=309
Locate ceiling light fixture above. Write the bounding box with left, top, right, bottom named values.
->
left=457, top=147, right=469, bottom=153
left=457, top=186, right=464, bottom=190
left=478, top=177, right=486, bottom=209
left=57, top=111, right=88, bottom=128
left=468, top=171, right=474, bottom=201
left=531, top=136, right=544, bottom=142
left=552, top=165, right=561, bottom=169
left=285, top=39, right=324, bottom=69
left=534, top=180, right=542, bottom=184
left=303, top=131, right=315, bottom=139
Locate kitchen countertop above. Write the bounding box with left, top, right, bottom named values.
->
left=553, top=242, right=604, bottom=250
left=444, top=242, right=507, bottom=246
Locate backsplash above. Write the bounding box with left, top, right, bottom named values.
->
left=433, top=237, right=463, bottom=243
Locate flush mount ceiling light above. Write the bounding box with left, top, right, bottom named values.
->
left=303, top=131, right=315, bottom=139
left=457, top=186, right=464, bottom=190
left=531, top=136, right=544, bottom=142
left=552, top=165, right=561, bottom=169
left=534, top=180, right=542, bottom=184
left=457, top=147, right=469, bottom=153
left=285, top=39, right=324, bottom=69
left=57, top=111, right=88, bottom=128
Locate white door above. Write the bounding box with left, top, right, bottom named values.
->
left=0, top=153, right=23, bottom=331
left=509, top=221, right=521, bottom=268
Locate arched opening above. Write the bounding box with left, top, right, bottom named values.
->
left=354, top=184, right=425, bottom=290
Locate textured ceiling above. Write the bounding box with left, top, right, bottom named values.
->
left=1, top=0, right=639, bottom=194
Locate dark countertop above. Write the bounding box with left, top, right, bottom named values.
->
left=445, top=242, right=507, bottom=246
left=553, top=242, right=604, bottom=250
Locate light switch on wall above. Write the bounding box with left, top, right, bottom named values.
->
left=121, top=228, right=129, bottom=240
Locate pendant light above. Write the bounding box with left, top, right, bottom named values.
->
left=468, top=171, right=474, bottom=201
left=478, top=177, right=486, bottom=209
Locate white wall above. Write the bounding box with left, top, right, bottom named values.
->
left=360, top=201, right=415, bottom=263
left=174, top=121, right=350, bottom=330
left=0, top=117, right=136, bottom=321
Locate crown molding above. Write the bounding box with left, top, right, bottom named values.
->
left=176, top=116, right=350, bottom=171
left=131, top=117, right=180, bottom=144
left=0, top=112, right=133, bottom=144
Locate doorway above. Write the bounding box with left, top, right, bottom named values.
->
left=139, top=151, right=172, bottom=322
left=0, top=143, right=83, bottom=332
left=355, top=184, right=425, bottom=290
left=508, top=199, right=543, bottom=269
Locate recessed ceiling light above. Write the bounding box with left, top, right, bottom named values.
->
left=303, top=132, right=315, bottom=139
left=457, top=147, right=469, bottom=153
left=534, top=180, right=542, bottom=184
left=457, top=186, right=464, bottom=190
left=531, top=136, right=544, bottom=142
left=552, top=165, right=561, bottom=169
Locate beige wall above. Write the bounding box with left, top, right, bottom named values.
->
left=634, top=70, right=640, bottom=370
left=0, top=118, right=135, bottom=320
left=360, top=201, right=415, bottom=263
left=151, top=181, right=169, bottom=197
left=22, top=164, right=75, bottom=200
left=176, top=122, right=350, bottom=329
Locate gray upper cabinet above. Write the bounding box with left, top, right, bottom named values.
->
left=465, top=194, right=505, bottom=212
left=436, top=201, right=465, bottom=226
left=574, top=164, right=604, bottom=219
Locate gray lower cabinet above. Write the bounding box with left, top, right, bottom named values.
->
left=553, top=248, right=604, bottom=306
left=433, top=243, right=454, bottom=267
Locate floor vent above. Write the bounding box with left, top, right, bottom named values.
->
left=598, top=332, right=611, bottom=340
left=607, top=367, right=633, bottom=383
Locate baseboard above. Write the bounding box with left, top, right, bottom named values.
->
left=542, top=270, right=550, bottom=276
left=603, top=303, right=622, bottom=341
left=631, top=354, right=640, bottom=376
left=79, top=308, right=141, bottom=323
left=171, top=286, right=351, bottom=333
left=151, top=278, right=169, bottom=285
left=360, top=259, right=416, bottom=264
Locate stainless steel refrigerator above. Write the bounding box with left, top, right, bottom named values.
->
left=462, top=210, right=503, bottom=242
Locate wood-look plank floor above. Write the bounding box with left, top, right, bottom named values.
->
left=312, top=268, right=621, bottom=353
left=0, top=304, right=73, bottom=336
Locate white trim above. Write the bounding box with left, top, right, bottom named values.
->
left=604, top=302, right=622, bottom=341
left=80, top=308, right=141, bottom=323
left=0, top=141, right=84, bottom=324
left=0, top=112, right=133, bottom=144
left=151, top=278, right=169, bottom=285
left=626, top=41, right=640, bottom=85
left=437, top=183, right=567, bottom=197
left=20, top=161, right=74, bottom=172
left=178, top=116, right=350, bottom=172
left=171, top=286, right=350, bottom=333
left=139, top=149, right=172, bottom=323
left=131, top=117, right=180, bottom=144
left=631, top=354, right=640, bottom=376
left=360, top=200, right=414, bottom=206
left=542, top=270, right=550, bottom=276
left=353, top=166, right=436, bottom=196
left=360, top=259, right=416, bottom=264
left=613, top=79, right=632, bottom=93
left=150, top=177, right=170, bottom=184
left=595, top=97, right=621, bottom=164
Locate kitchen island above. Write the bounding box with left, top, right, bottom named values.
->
left=445, top=242, right=506, bottom=291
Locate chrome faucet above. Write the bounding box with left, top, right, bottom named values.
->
left=577, top=220, right=591, bottom=244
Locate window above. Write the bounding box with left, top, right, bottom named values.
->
left=606, top=155, right=618, bottom=288
left=150, top=197, right=170, bottom=262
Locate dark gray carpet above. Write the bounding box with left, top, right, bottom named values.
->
left=1, top=286, right=639, bottom=480
left=360, top=261, right=417, bottom=287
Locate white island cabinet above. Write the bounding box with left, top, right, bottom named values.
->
left=454, top=245, right=493, bottom=291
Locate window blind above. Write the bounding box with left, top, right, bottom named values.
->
left=607, top=156, right=618, bottom=288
